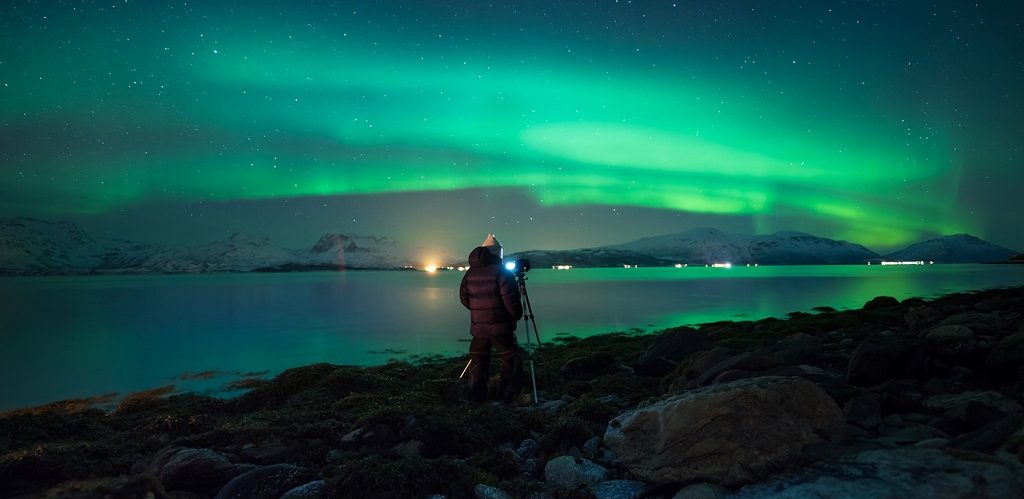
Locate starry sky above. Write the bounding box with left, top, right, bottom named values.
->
left=2, top=1, right=1022, bottom=262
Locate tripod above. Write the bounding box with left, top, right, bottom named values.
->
left=516, top=271, right=542, bottom=405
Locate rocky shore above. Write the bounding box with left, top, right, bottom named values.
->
left=2, top=287, right=1023, bottom=498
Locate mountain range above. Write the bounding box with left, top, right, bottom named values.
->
left=508, top=228, right=1020, bottom=268
left=0, top=217, right=409, bottom=275
left=0, top=217, right=1019, bottom=275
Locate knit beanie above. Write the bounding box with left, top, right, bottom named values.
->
left=481, top=232, right=503, bottom=259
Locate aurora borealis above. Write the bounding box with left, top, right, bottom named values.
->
left=2, top=1, right=1022, bottom=259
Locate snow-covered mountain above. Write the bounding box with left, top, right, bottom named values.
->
left=884, top=234, right=1019, bottom=263
left=136, top=233, right=298, bottom=273
left=4, top=217, right=1018, bottom=274
left=0, top=217, right=410, bottom=274
left=0, top=217, right=108, bottom=273
left=602, top=228, right=880, bottom=265
left=305, top=233, right=407, bottom=269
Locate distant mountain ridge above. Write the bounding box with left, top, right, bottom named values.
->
left=0, top=217, right=410, bottom=275
left=882, top=234, right=1019, bottom=264
left=602, top=228, right=880, bottom=265
left=509, top=228, right=1020, bottom=268
left=2, top=217, right=1019, bottom=275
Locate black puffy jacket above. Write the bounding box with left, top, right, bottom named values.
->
left=460, top=246, right=523, bottom=337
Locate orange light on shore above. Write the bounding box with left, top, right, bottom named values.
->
left=424, top=264, right=439, bottom=273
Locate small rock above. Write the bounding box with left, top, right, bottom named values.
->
left=149, top=447, right=255, bottom=493
left=923, top=390, right=1024, bottom=417
left=214, top=464, right=314, bottom=499
left=474, top=483, right=513, bottom=499
left=874, top=424, right=948, bottom=445
left=863, top=296, right=899, bottom=309
left=925, top=325, right=975, bottom=343
left=730, top=447, right=1024, bottom=498
left=759, top=333, right=823, bottom=366
left=634, top=327, right=713, bottom=377
left=985, top=332, right=1024, bottom=379
left=517, top=438, right=539, bottom=459
left=593, top=479, right=650, bottom=499
left=950, top=414, right=1024, bottom=452
left=340, top=427, right=363, bottom=443
left=521, top=458, right=538, bottom=474
left=582, top=436, right=602, bottom=459
left=912, top=438, right=950, bottom=449
left=905, top=305, right=943, bottom=332
left=690, top=351, right=783, bottom=387
left=391, top=440, right=423, bottom=459
left=845, top=338, right=929, bottom=386
left=280, top=479, right=328, bottom=499
left=539, top=400, right=569, bottom=413
left=561, top=353, right=617, bottom=379
left=922, top=378, right=947, bottom=394
left=598, top=394, right=626, bottom=407
left=843, top=395, right=882, bottom=429
left=544, top=456, right=608, bottom=490
left=671, top=482, right=730, bottom=499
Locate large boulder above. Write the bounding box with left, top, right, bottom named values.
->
left=634, top=328, right=713, bottom=377
left=604, top=376, right=845, bottom=486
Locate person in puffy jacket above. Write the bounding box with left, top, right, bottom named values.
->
left=459, top=233, right=525, bottom=403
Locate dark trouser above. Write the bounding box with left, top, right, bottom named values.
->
left=467, top=333, right=524, bottom=403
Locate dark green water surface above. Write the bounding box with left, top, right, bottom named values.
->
left=2, top=264, right=1022, bottom=410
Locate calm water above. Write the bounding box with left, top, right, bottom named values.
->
left=2, top=264, right=1023, bottom=410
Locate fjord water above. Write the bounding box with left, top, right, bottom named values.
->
left=2, top=264, right=1022, bottom=410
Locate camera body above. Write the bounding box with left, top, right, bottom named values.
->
left=505, top=257, right=531, bottom=275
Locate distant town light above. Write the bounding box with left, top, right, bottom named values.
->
left=552, top=264, right=573, bottom=270
left=424, top=265, right=438, bottom=273
left=712, top=262, right=732, bottom=268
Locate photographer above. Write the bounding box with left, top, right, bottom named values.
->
left=459, top=233, right=525, bottom=403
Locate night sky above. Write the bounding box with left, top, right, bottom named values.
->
left=2, top=1, right=1022, bottom=263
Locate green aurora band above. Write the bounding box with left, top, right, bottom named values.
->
left=1, top=2, right=993, bottom=248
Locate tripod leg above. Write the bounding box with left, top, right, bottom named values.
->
left=528, top=357, right=538, bottom=405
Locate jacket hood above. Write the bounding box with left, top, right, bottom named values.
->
left=468, top=246, right=498, bottom=268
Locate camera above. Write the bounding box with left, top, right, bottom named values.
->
left=504, top=258, right=531, bottom=274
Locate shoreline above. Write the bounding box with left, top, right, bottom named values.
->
left=4, top=259, right=1024, bottom=278
left=2, top=286, right=1023, bottom=497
